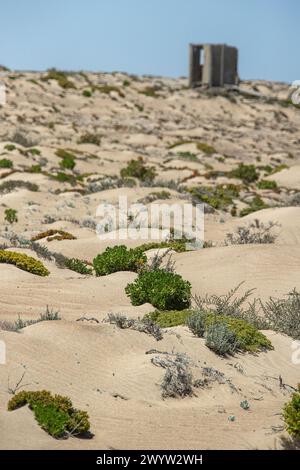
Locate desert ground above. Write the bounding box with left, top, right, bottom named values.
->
left=0, top=69, right=299, bottom=449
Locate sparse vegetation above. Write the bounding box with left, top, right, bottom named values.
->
left=261, top=289, right=300, bottom=339
left=120, top=157, right=156, bottom=182
left=196, top=142, right=216, bottom=155
left=230, top=163, right=259, bottom=184
left=42, top=69, right=76, bottom=89
left=77, top=132, right=101, bottom=146
left=190, top=184, right=240, bottom=210
left=105, top=313, right=162, bottom=341
left=0, top=307, right=61, bottom=332
left=240, top=195, right=269, bottom=217
left=8, top=390, right=90, bottom=438
left=0, top=180, right=39, bottom=194
left=225, top=219, right=279, bottom=245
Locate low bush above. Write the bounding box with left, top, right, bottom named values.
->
left=4, top=144, right=16, bottom=151
left=176, top=152, right=199, bottom=162
left=77, top=132, right=101, bottom=146
left=0, top=307, right=60, bottom=332
left=186, top=311, right=206, bottom=337
left=125, top=270, right=191, bottom=310
left=31, top=229, right=76, bottom=242
left=105, top=313, right=162, bottom=341
left=10, top=131, right=36, bottom=148
left=230, top=163, right=259, bottom=184
left=146, top=309, right=191, bottom=328
left=56, top=149, right=76, bottom=170
left=257, top=179, right=278, bottom=190
left=26, top=148, right=41, bottom=156
left=225, top=220, right=279, bottom=245
left=0, top=250, right=49, bottom=276
left=4, top=208, right=18, bottom=224
left=196, top=142, right=216, bottom=154
left=64, top=258, right=93, bottom=275
left=42, top=69, right=76, bottom=89
left=0, top=180, right=39, bottom=194
left=0, top=158, right=13, bottom=168
left=93, top=245, right=147, bottom=276
left=205, top=322, right=238, bottom=356
left=120, top=157, right=156, bottom=182
left=82, top=89, right=92, bottom=97
left=283, top=385, right=300, bottom=438
left=161, top=364, right=193, bottom=398
left=261, top=289, right=300, bottom=339
left=95, top=85, right=124, bottom=97
left=240, top=195, right=268, bottom=217
left=8, top=390, right=90, bottom=438
left=190, top=184, right=240, bottom=210
left=27, top=164, right=42, bottom=173
left=137, top=239, right=188, bottom=253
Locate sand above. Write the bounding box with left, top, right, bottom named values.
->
left=0, top=71, right=299, bottom=449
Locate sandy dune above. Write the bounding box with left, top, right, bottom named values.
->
left=0, top=71, right=299, bottom=450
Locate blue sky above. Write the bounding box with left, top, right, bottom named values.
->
left=0, top=0, right=298, bottom=82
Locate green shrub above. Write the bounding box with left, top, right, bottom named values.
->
left=120, top=157, right=156, bottom=182
left=93, top=245, right=147, bottom=276
left=125, top=270, right=191, bottom=310
left=77, top=132, right=101, bottom=146
left=283, top=385, right=300, bottom=437
left=240, top=195, right=268, bottom=217
left=52, top=172, right=77, bottom=184
left=176, top=152, right=199, bottom=162
left=28, top=164, right=42, bottom=173
left=190, top=184, right=240, bottom=210
left=4, top=144, right=16, bottom=151
left=8, top=390, right=90, bottom=439
left=230, top=163, right=259, bottom=183
left=4, top=208, right=18, bottom=224
left=32, top=229, right=76, bottom=242
left=205, top=322, right=238, bottom=356
left=95, top=85, right=124, bottom=97
left=0, top=158, right=13, bottom=168
left=137, top=239, right=188, bottom=253
left=123, top=80, right=130, bottom=87
left=0, top=180, right=39, bottom=194
left=82, top=89, right=92, bottom=97
left=42, top=69, right=76, bottom=89
left=138, top=87, right=159, bottom=98
left=148, top=308, right=272, bottom=353
left=65, top=258, right=93, bottom=275
left=257, top=179, right=278, bottom=190
left=55, top=149, right=76, bottom=170
left=26, top=148, right=41, bottom=156
left=196, top=142, right=216, bottom=155
left=0, top=250, right=49, bottom=276
left=146, top=309, right=191, bottom=328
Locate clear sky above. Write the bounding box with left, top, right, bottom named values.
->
left=0, top=0, right=298, bottom=83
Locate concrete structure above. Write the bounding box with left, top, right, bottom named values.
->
left=189, top=44, right=238, bottom=88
